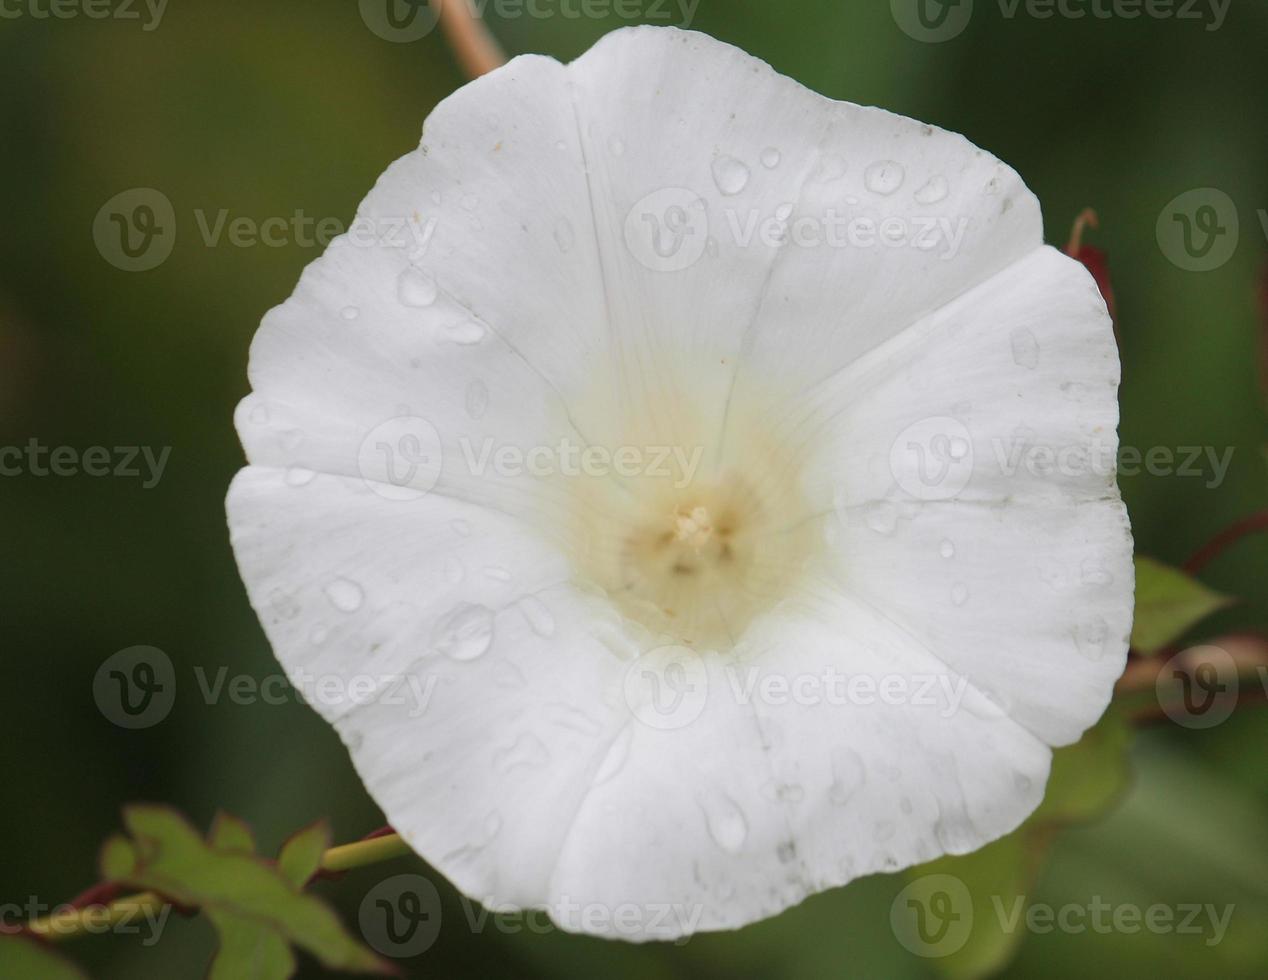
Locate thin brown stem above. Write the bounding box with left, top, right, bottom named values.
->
left=434, top=0, right=506, bottom=78
left=1184, top=510, right=1268, bottom=575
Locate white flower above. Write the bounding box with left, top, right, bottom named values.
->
left=227, top=27, right=1133, bottom=941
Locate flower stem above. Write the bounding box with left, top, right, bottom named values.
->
left=23, top=834, right=411, bottom=943
left=435, top=0, right=506, bottom=78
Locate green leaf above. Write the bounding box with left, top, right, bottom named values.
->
left=1131, top=556, right=1233, bottom=654
left=276, top=821, right=331, bottom=888
left=1033, top=706, right=1132, bottom=824
left=209, top=811, right=257, bottom=855
left=207, top=910, right=297, bottom=980
left=0, top=934, right=89, bottom=980
left=101, top=806, right=390, bottom=978
left=907, top=708, right=1133, bottom=979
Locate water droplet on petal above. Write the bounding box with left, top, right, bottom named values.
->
left=433, top=603, right=495, bottom=661
left=397, top=267, right=439, bottom=307
left=285, top=467, right=317, bottom=487
left=865, top=501, right=899, bottom=535
left=465, top=380, right=489, bottom=420
left=309, top=624, right=329, bottom=646
left=444, top=320, right=486, bottom=345
left=914, top=175, right=950, bottom=205
left=594, top=727, right=633, bottom=785
left=493, top=733, right=549, bottom=773
left=951, top=582, right=969, bottom=606
left=698, top=793, right=748, bottom=853
left=248, top=403, right=270, bottom=425
left=340, top=305, right=360, bottom=321
left=1010, top=327, right=1040, bottom=369
left=829, top=748, right=866, bottom=805
left=519, top=596, right=556, bottom=637
left=608, top=136, right=625, bottom=157
left=864, top=160, right=906, bottom=196
left=483, top=565, right=512, bottom=582
left=939, top=539, right=956, bottom=559
left=760, top=147, right=782, bottom=169
left=711, top=155, right=750, bottom=196
left=816, top=154, right=848, bottom=182
left=269, top=588, right=301, bottom=621
left=1081, top=560, right=1113, bottom=586
left=553, top=218, right=575, bottom=254
left=1075, top=616, right=1110, bottom=660
left=325, top=578, right=364, bottom=613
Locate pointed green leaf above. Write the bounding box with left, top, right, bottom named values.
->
left=210, top=812, right=257, bottom=855
left=102, top=805, right=390, bottom=976
left=0, top=935, right=89, bottom=980
left=276, top=821, right=331, bottom=889
left=207, top=910, right=297, bottom=980
left=1132, top=556, right=1233, bottom=654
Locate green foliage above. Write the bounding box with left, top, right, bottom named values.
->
left=1130, top=556, right=1234, bottom=655
left=0, top=935, right=88, bottom=980
left=100, top=806, right=390, bottom=980
left=908, top=708, right=1133, bottom=979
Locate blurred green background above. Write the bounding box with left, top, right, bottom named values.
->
left=2, top=1, right=1266, bottom=977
